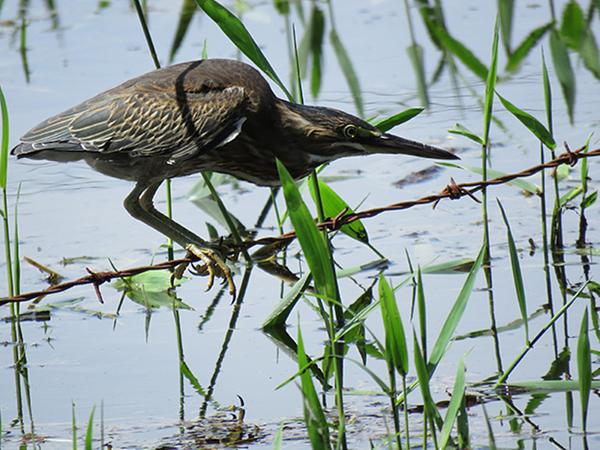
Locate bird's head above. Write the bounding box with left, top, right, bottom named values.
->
left=279, top=102, right=458, bottom=163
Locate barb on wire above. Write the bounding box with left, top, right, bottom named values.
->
left=1, top=144, right=598, bottom=306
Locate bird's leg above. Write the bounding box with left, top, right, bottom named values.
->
left=124, top=182, right=235, bottom=297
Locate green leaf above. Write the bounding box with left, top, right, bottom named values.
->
left=559, top=185, right=583, bottom=207
left=556, top=163, right=570, bottom=181
left=509, top=379, right=600, bottom=392
left=0, top=85, right=9, bottom=190
left=84, top=406, right=95, bottom=450
left=428, top=243, right=485, bottom=371
left=297, top=325, right=331, bottom=450
left=448, top=123, right=484, bottom=145
left=582, top=190, right=597, bottom=209
left=497, top=200, right=529, bottom=343
left=483, top=18, right=500, bottom=146
left=498, top=0, right=515, bottom=54
left=308, top=180, right=368, bottom=243
left=169, top=0, right=198, bottom=63
left=407, top=43, right=430, bottom=108
left=549, top=30, right=576, bottom=124
left=309, top=6, right=325, bottom=98
left=439, top=357, right=466, bottom=450
left=413, top=334, right=437, bottom=421
left=430, top=25, right=488, bottom=79
left=577, top=308, right=591, bottom=431
left=542, top=50, right=553, bottom=132
left=194, top=0, right=292, bottom=100
left=560, top=1, right=586, bottom=49
left=379, top=275, right=409, bottom=375
left=277, top=160, right=337, bottom=303
left=181, top=360, right=209, bottom=397
left=330, top=28, right=364, bottom=116
left=505, top=22, right=553, bottom=72
left=580, top=28, right=600, bottom=79
left=262, top=272, right=311, bottom=329
left=496, top=92, right=556, bottom=149
left=373, top=108, right=424, bottom=132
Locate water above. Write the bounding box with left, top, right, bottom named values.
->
left=1, top=1, right=599, bottom=448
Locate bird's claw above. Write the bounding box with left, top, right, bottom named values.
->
left=184, top=244, right=236, bottom=298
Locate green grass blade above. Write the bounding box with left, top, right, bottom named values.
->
left=414, top=334, right=440, bottom=442
left=577, top=308, right=591, bottom=431
left=541, top=50, right=553, bottom=131
left=549, top=30, right=576, bottom=124
left=496, top=92, right=556, bottom=149
left=439, top=357, right=466, bottom=449
left=277, top=160, right=336, bottom=303
left=481, top=404, right=497, bottom=450
left=428, top=243, right=485, bottom=371
left=448, top=123, right=484, bottom=145
left=72, top=402, right=77, bottom=450
left=262, top=272, right=311, bottom=329
left=407, top=43, right=430, bottom=108
left=330, top=28, right=364, bottom=116
left=374, top=107, right=424, bottom=132
left=560, top=1, right=586, bottom=49
left=505, top=22, right=553, bottom=72
left=297, top=325, right=331, bottom=450
left=272, top=422, right=284, bottom=449
left=508, top=379, right=600, bottom=393
left=84, top=406, right=95, bottom=450
left=169, top=0, right=197, bottom=63
left=194, top=0, right=292, bottom=100
left=497, top=200, right=529, bottom=343
left=430, top=25, right=488, bottom=79
left=379, top=275, right=409, bottom=375
left=180, top=360, right=209, bottom=397
left=483, top=17, right=499, bottom=146
left=416, top=268, right=427, bottom=361
left=308, top=179, right=368, bottom=243
left=309, top=6, right=325, bottom=98
left=0, top=85, right=8, bottom=190
left=498, top=0, right=514, bottom=54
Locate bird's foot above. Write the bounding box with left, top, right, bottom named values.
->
left=179, top=244, right=236, bottom=298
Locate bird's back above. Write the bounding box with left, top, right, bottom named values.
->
left=12, top=59, right=276, bottom=161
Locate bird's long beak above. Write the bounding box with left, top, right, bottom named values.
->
left=362, top=132, right=459, bottom=160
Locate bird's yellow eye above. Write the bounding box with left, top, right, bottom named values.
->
left=343, top=124, right=358, bottom=139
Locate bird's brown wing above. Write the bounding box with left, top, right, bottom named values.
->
left=16, top=84, right=249, bottom=162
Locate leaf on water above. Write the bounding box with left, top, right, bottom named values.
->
left=448, top=123, right=484, bottom=145
left=309, top=179, right=369, bottom=244
left=508, top=379, right=600, bottom=393
left=496, top=92, right=556, bottom=149
left=373, top=108, right=425, bottom=132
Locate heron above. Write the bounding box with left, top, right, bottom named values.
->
left=12, top=59, right=458, bottom=294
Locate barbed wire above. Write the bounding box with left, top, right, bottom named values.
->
left=1, top=144, right=597, bottom=306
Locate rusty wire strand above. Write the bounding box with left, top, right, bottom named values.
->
left=1, top=144, right=598, bottom=306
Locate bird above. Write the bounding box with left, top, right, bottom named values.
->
left=12, top=58, right=458, bottom=294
